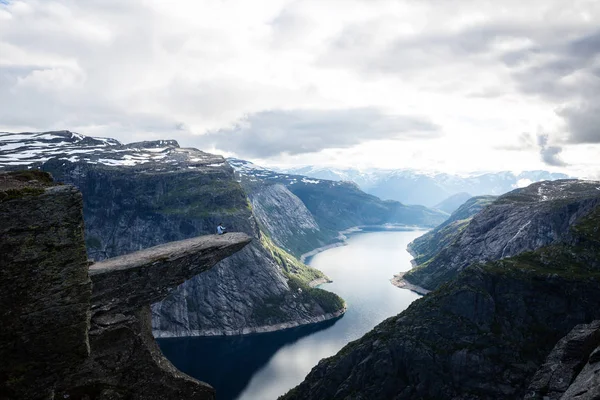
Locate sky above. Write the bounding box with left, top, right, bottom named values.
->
left=1, top=0, right=600, bottom=177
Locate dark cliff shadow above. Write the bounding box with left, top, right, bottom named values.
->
left=157, top=318, right=340, bottom=400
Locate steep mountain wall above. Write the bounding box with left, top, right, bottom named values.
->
left=41, top=151, right=344, bottom=337
left=229, top=158, right=447, bottom=257
left=526, top=320, right=600, bottom=400
left=0, top=170, right=251, bottom=400
left=407, top=195, right=497, bottom=267
left=0, top=171, right=91, bottom=400
left=282, top=199, right=600, bottom=400
left=405, top=180, right=600, bottom=290
left=0, top=130, right=346, bottom=337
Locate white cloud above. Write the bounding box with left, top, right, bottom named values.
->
left=0, top=0, right=599, bottom=176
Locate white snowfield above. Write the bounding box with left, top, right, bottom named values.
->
left=227, top=157, right=344, bottom=188
left=0, top=131, right=225, bottom=170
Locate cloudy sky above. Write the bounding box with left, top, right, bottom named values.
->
left=1, top=0, right=600, bottom=177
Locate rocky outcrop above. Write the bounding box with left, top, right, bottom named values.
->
left=0, top=131, right=345, bottom=337
left=0, top=170, right=252, bottom=399
left=57, top=233, right=251, bottom=399
left=281, top=189, right=600, bottom=400
left=405, top=180, right=600, bottom=290
left=526, top=321, right=600, bottom=400
left=0, top=171, right=91, bottom=400
left=407, top=195, right=497, bottom=267
left=249, top=184, right=328, bottom=256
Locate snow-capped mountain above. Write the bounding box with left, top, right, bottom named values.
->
left=228, top=158, right=347, bottom=188
left=0, top=130, right=225, bottom=170
left=279, top=166, right=570, bottom=206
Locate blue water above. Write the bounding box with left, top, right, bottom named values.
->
left=158, top=230, right=425, bottom=400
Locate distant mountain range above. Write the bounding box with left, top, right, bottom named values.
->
left=278, top=166, right=570, bottom=207
left=227, top=157, right=446, bottom=256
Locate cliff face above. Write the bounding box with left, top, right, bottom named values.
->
left=0, top=171, right=252, bottom=399
left=282, top=200, right=600, bottom=400
left=229, top=158, right=447, bottom=257
left=0, top=171, right=91, bottom=400
left=0, top=131, right=345, bottom=337
left=248, top=183, right=328, bottom=258
left=407, top=195, right=497, bottom=266
left=526, top=320, right=600, bottom=400
left=405, top=180, right=600, bottom=290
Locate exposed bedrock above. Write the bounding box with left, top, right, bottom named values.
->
left=0, top=171, right=251, bottom=400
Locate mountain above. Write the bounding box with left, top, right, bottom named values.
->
left=433, top=192, right=472, bottom=214
left=404, top=180, right=600, bottom=290
left=281, top=180, right=600, bottom=400
left=228, top=158, right=447, bottom=257
left=407, top=195, right=497, bottom=268
left=0, top=170, right=251, bottom=399
left=279, top=166, right=570, bottom=206
left=0, top=130, right=345, bottom=337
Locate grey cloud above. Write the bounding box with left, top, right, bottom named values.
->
left=557, top=104, right=600, bottom=144
left=502, top=30, right=600, bottom=144
left=200, top=108, right=440, bottom=158
left=323, top=10, right=600, bottom=144
left=537, top=134, right=567, bottom=167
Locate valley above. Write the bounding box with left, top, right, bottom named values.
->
left=2, top=131, right=600, bottom=400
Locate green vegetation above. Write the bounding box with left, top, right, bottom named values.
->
left=260, top=233, right=325, bottom=283
left=256, top=233, right=346, bottom=320
left=156, top=178, right=249, bottom=218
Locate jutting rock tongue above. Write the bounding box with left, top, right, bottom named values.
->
left=0, top=170, right=252, bottom=400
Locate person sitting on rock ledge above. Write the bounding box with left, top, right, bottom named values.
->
left=217, top=223, right=226, bottom=235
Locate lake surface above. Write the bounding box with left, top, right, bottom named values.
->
left=158, top=230, right=425, bottom=400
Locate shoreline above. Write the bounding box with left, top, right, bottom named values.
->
left=308, top=277, right=332, bottom=287
left=390, top=272, right=431, bottom=296
left=153, top=307, right=347, bottom=338
left=155, top=226, right=426, bottom=339
left=300, top=224, right=424, bottom=263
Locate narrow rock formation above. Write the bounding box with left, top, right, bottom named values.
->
left=0, top=171, right=252, bottom=399
left=57, top=232, right=251, bottom=399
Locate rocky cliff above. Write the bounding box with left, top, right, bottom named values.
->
left=526, top=320, right=600, bottom=400
left=0, top=171, right=91, bottom=400
left=405, top=180, right=600, bottom=290
left=407, top=195, right=497, bottom=267
left=0, top=170, right=251, bottom=400
left=0, top=131, right=345, bottom=337
left=229, top=158, right=447, bottom=257
left=281, top=198, right=600, bottom=400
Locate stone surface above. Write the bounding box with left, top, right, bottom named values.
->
left=90, top=233, right=252, bottom=314
left=0, top=171, right=253, bottom=399
left=0, top=171, right=91, bottom=400
left=407, top=195, right=497, bottom=267
left=405, top=180, right=600, bottom=290
left=0, top=131, right=346, bottom=337
left=526, top=321, right=600, bottom=400
left=57, top=232, right=252, bottom=400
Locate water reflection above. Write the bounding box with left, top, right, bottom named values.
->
left=158, top=230, right=425, bottom=400
left=158, top=318, right=339, bottom=400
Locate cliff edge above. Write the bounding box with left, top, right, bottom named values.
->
left=0, top=171, right=251, bottom=399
